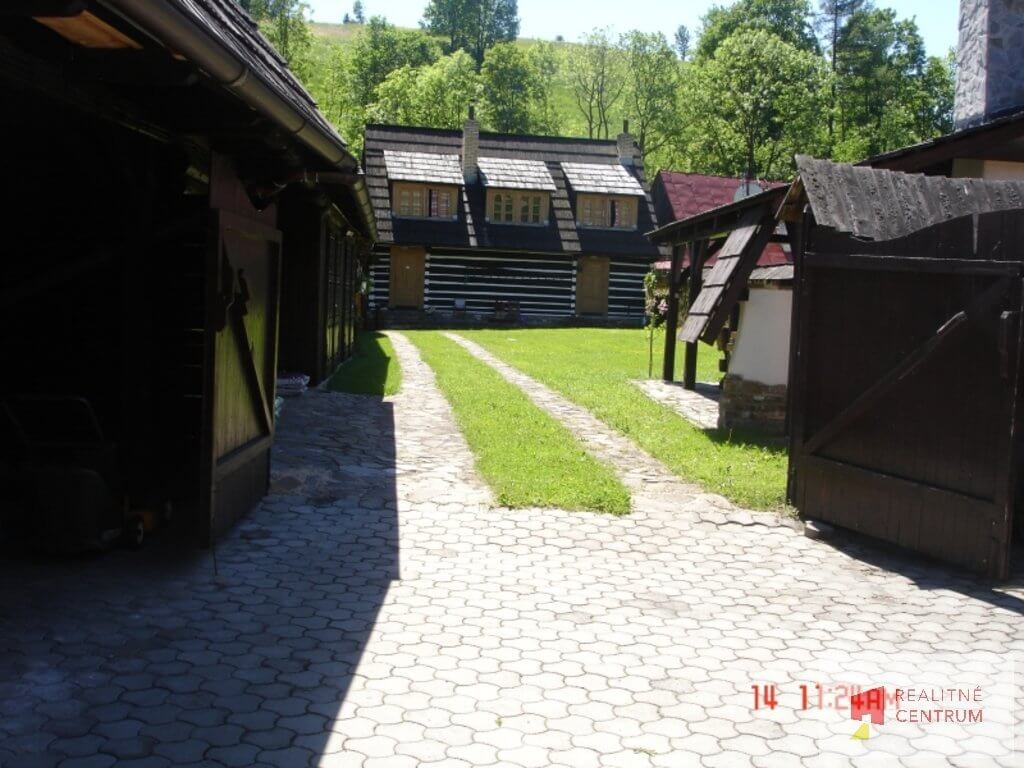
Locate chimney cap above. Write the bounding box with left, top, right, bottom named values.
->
left=468, top=104, right=476, bottom=121
left=622, top=119, right=629, bottom=134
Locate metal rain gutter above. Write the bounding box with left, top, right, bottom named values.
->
left=98, top=0, right=377, bottom=241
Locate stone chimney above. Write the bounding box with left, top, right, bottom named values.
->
left=954, top=0, right=1024, bottom=130
left=617, top=120, right=635, bottom=166
left=462, top=105, right=479, bottom=182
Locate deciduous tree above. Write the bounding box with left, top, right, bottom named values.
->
left=695, top=0, right=819, bottom=60
left=568, top=29, right=626, bottom=139
left=682, top=28, right=827, bottom=179
left=621, top=31, right=680, bottom=163
left=371, top=50, right=481, bottom=128
left=347, top=16, right=441, bottom=108
left=422, top=0, right=520, bottom=65
left=480, top=42, right=537, bottom=132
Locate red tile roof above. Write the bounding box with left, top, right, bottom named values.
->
left=653, top=171, right=790, bottom=267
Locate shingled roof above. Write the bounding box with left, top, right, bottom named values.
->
left=561, top=162, right=645, bottom=196
left=478, top=157, right=557, bottom=191
left=652, top=170, right=789, bottom=267
left=384, top=150, right=463, bottom=185
left=363, top=124, right=665, bottom=258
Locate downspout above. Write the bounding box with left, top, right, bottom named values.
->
left=98, top=0, right=377, bottom=241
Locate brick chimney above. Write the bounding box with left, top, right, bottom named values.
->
left=616, top=120, right=635, bottom=166
left=462, top=105, right=479, bottom=182
left=954, top=0, right=1024, bottom=130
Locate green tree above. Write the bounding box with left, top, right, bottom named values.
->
left=527, top=41, right=562, bottom=134
left=621, top=31, right=680, bottom=164
left=347, top=16, right=441, bottom=108
left=695, top=0, right=819, bottom=60
left=422, top=0, right=520, bottom=65
left=243, top=0, right=313, bottom=76
left=352, top=0, right=365, bottom=23
left=674, top=25, right=690, bottom=60
left=816, top=0, right=871, bottom=146
left=829, top=8, right=952, bottom=159
left=568, top=29, right=626, bottom=139
left=371, top=50, right=481, bottom=127
left=682, top=28, right=828, bottom=179
left=480, top=42, right=537, bottom=132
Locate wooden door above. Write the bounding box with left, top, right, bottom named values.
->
left=390, top=246, right=425, bottom=309
left=790, top=249, right=1023, bottom=578
left=576, top=256, right=609, bottom=315
left=200, top=209, right=282, bottom=544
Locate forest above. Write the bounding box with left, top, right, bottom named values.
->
left=240, top=0, right=955, bottom=180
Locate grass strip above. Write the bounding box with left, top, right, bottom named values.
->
left=326, top=331, right=402, bottom=396
left=406, top=331, right=630, bottom=515
left=462, top=328, right=788, bottom=512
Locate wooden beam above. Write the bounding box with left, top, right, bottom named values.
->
left=662, top=243, right=685, bottom=381
left=682, top=239, right=707, bottom=390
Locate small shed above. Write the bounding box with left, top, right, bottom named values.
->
left=647, top=186, right=793, bottom=433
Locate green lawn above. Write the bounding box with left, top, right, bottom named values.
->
left=406, top=331, right=631, bottom=514
left=326, top=331, right=402, bottom=396
left=460, top=327, right=789, bottom=512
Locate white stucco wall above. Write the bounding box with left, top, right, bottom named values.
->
left=729, top=287, right=792, bottom=386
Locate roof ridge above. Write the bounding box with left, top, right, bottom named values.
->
left=365, top=123, right=620, bottom=146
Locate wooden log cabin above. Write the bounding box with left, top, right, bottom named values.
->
left=363, top=117, right=666, bottom=325
left=0, top=0, right=375, bottom=550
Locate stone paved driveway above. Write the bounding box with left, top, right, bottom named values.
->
left=1, top=332, right=1022, bottom=767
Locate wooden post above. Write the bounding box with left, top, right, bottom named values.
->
left=682, top=239, right=707, bottom=390
left=662, top=244, right=686, bottom=381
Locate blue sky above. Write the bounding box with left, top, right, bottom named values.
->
left=307, top=0, right=960, bottom=56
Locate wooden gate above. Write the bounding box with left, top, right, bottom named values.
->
left=576, top=256, right=609, bottom=315
left=200, top=209, right=282, bottom=543
left=790, top=215, right=1024, bottom=578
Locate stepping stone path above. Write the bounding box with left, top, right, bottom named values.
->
left=445, top=332, right=786, bottom=530
left=0, top=331, right=1019, bottom=768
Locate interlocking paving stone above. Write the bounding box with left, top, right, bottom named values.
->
left=0, top=330, right=1021, bottom=768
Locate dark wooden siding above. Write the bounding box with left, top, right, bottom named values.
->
left=789, top=210, right=1024, bottom=578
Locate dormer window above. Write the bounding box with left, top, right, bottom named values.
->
left=384, top=150, right=463, bottom=221
left=478, top=156, right=556, bottom=227
left=577, top=194, right=638, bottom=229
left=561, top=161, right=644, bottom=231
left=489, top=190, right=549, bottom=225
left=393, top=182, right=457, bottom=220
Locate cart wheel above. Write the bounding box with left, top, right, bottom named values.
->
left=124, top=516, right=145, bottom=549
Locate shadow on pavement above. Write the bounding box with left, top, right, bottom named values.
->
left=0, top=389, right=398, bottom=767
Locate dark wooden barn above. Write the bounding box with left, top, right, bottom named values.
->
left=362, top=119, right=666, bottom=325
left=0, top=0, right=375, bottom=550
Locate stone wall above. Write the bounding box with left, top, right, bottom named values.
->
left=955, top=0, right=1024, bottom=129
left=718, top=374, right=787, bottom=435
